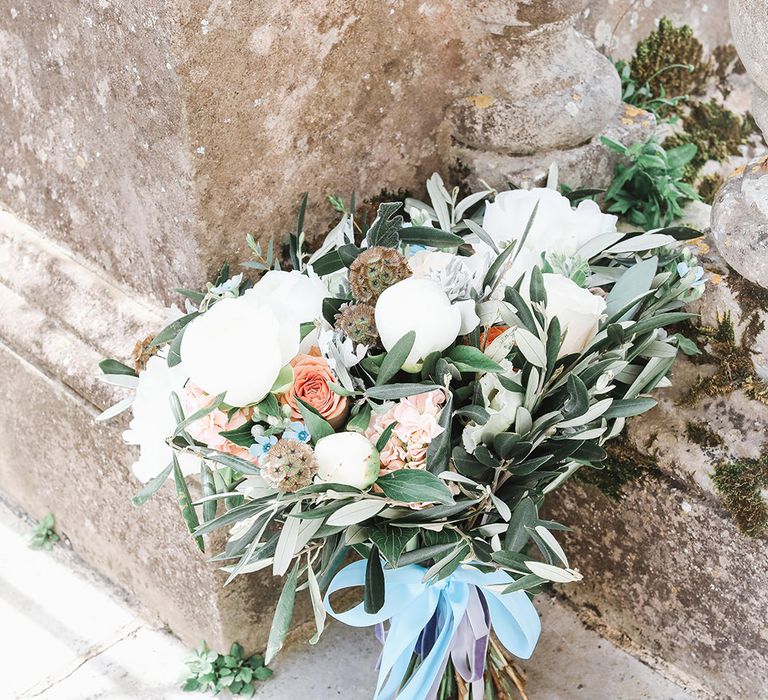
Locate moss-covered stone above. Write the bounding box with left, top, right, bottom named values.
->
left=713, top=453, right=768, bottom=537
left=726, top=264, right=768, bottom=317
left=578, top=435, right=658, bottom=500
left=630, top=18, right=709, bottom=111
left=685, top=420, right=724, bottom=449
left=684, top=311, right=768, bottom=405
left=665, top=100, right=752, bottom=183
left=697, top=173, right=724, bottom=205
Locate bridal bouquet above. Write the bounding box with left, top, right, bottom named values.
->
left=100, top=172, right=704, bottom=699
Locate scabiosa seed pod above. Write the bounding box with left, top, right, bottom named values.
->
left=348, top=246, right=411, bottom=304
left=259, top=439, right=318, bottom=493
left=335, top=303, right=380, bottom=348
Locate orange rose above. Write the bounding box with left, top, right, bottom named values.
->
left=480, top=325, right=509, bottom=349
left=280, top=348, right=349, bottom=429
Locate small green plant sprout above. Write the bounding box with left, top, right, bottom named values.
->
left=182, top=641, right=273, bottom=697
left=602, top=135, right=700, bottom=230
left=616, top=58, right=693, bottom=119
left=29, top=512, right=60, bottom=550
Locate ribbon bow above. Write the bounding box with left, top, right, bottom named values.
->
left=325, top=561, right=540, bottom=700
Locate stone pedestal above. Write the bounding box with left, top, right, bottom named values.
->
left=710, top=0, right=768, bottom=288
left=445, top=0, right=653, bottom=189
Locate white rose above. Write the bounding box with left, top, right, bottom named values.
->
left=123, top=356, right=199, bottom=482
left=375, top=278, right=464, bottom=372
left=542, top=273, right=607, bottom=357
left=181, top=296, right=298, bottom=407
left=315, top=432, right=380, bottom=489
left=474, top=188, right=617, bottom=280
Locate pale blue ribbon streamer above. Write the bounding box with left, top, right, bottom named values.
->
left=324, top=561, right=541, bottom=700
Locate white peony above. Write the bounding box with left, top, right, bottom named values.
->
left=473, top=188, right=618, bottom=281
left=461, top=359, right=524, bottom=453
left=242, top=270, right=327, bottom=326
left=181, top=296, right=297, bottom=407
left=123, top=356, right=199, bottom=483
left=542, top=273, right=607, bottom=357
left=314, top=432, right=380, bottom=489
left=375, top=278, right=465, bottom=372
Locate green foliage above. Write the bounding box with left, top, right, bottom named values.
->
left=713, top=454, right=768, bottom=537
left=615, top=58, right=692, bottom=118
left=29, top=512, right=60, bottom=550
left=629, top=17, right=709, bottom=114
left=182, top=641, right=272, bottom=696
left=602, top=136, right=700, bottom=229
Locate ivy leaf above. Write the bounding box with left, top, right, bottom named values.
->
left=366, top=202, right=403, bottom=248
left=368, top=526, right=417, bottom=566
left=376, top=469, right=454, bottom=505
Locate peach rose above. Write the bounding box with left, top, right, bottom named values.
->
left=280, top=348, right=349, bottom=429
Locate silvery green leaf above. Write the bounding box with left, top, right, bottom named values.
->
left=221, top=557, right=273, bottom=575
left=326, top=500, right=385, bottom=527
left=463, top=218, right=499, bottom=254
left=534, top=526, right=568, bottom=567
left=605, top=257, right=658, bottom=320
left=615, top=364, right=642, bottom=384
left=515, top=328, right=547, bottom=367
left=639, top=341, right=677, bottom=358
left=546, top=162, right=558, bottom=190
left=265, top=561, right=299, bottom=665
left=557, top=398, right=612, bottom=428
left=524, top=367, right=540, bottom=411
left=624, top=356, right=674, bottom=399
left=477, top=523, right=508, bottom=537
left=426, top=173, right=452, bottom=232
left=576, top=232, right=625, bottom=261
left=345, top=523, right=370, bottom=545
left=366, top=383, right=442, bottom=400
left=273, top=503, right=303, bottom=576
left=96, top=396, right=134, bottom=422
left=294, top=517, right=325, bottom=554
left=605, top=234, right=676, bottom=254
left=515, top=406, right=533, bottom=435
left=306, top=563, right=326, bottom=645
left=438, top=471, right=479, bottom=486
left=564, top=426, right=606, bottom=440
left=455, top=190, right=493, bottom=221
left=404, top=197, right=437, bottom=220
left=491, top=493, right=511, bottom=521
left=603, top=397, right=657, bottom=418
left=98, top=373, right=139, bottom=389
left=524, top=561, right=582, bottom=583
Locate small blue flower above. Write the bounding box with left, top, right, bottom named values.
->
left=677, top=262, right=706, bottom=287
left=248, top=434, right=277, bottom=460
left=283, top=421, right=311, bottom=444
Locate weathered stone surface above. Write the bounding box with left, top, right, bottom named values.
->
left=449, top=0, right=621, bottom=156
left=579, top=0, right=733, bottom=60
left=544, top=230, right=768, bottom=698
left=549, top=474, right=768, bottom=700
left=451, top=102, right=655, bottom=191
left=0, top=210, right=311, bottom=654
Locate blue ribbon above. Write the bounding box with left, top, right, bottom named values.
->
left=324, top=561, right=541, bottom=700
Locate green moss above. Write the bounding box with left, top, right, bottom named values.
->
left=726, top=264, right=768, bottom=317
left=684, top=312, right=768, bottom=405
left=578, top=435, right=658, bottom=500
left=630, top=18, right=709, bottom=112
left=665, top=100, right=751, bottom=182
left=697, top=173, right=724, bottom=204
left=712, top=44, right=745, bottom=97
left=713, top=453, right=768, bottom=537
left=685, top=421, right=724, bottom=449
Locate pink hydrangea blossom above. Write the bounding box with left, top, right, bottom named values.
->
left=365, top=389, right=445, bottom=475
left=183, top=384, right=255, bottom=461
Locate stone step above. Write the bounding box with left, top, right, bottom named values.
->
left=1, top=498, right=697, bottom=700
